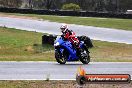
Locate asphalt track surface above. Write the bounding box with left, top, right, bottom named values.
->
left=0, top=16, right=132, bottom=80
left=0, top=17, right=132, bottom=44
left=0, top=62, right=132, bottom=80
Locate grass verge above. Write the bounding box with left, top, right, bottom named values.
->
left=0, top=26, right=54, bottom=61
left=0, top=81, right=132, bottom=88
left=0, top=26, right=132, bottom=61
left=0, top=12, right=132, bottom=31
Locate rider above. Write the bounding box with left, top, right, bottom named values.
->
left=60, top=23, right=81, bottom=55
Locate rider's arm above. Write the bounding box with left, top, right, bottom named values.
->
left=64, top=32, right=70, bottom=39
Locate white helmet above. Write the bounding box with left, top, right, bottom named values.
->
left=60, top=23, right=68, bottom=33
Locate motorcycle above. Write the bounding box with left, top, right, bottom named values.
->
left=54, top=36, right=90, bottom=64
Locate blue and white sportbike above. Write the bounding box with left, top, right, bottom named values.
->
left=54, top=36, right=90, bottom=64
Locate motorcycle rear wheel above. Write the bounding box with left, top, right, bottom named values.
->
left=80, top=50, right=90, bottom=64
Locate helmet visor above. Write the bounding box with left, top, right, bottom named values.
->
left=61, top=28, right=65, bottom=32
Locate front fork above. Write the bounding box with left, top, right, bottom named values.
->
left=55, top=47, right=64, bottom=58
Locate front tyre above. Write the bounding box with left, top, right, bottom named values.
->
left=80, top=50, right=90, bottom=64
left=55, top=51, right=66, bottom=64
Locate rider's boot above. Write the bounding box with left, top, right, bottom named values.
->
left=75, top=45, right=83, bottom=57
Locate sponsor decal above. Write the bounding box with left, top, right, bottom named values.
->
left=76, top=66, right=131, bottom=85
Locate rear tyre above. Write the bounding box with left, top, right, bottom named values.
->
left=55, top=51, right=66, bottom=64
left=80, top=50, right=90, bottom=64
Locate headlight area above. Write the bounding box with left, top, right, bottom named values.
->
left=54, top=42, right=60, bottom=47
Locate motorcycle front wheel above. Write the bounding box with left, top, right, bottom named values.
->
left=55, top=51, right=66, bottom=64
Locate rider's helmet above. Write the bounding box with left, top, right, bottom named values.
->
left=60, top=23, right=68, bottom=33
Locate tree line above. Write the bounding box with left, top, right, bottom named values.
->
left=0, top=0, right=132, bottom=12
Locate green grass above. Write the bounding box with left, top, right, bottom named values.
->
left=0, top=26, right=132, bottom=62
left=0, top=26, right=54, bottom=61
left=1, top=12, right=132, bottom=31
left=90, top=41, right=132, bottom=62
